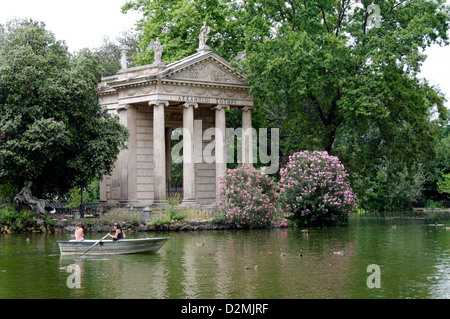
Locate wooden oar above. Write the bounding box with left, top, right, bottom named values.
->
left=82, top=234, right=109, bottom=256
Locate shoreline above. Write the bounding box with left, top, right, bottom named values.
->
left=2, top=207, right=448, bottom=234
left=0, top=216, right=285, bottom=234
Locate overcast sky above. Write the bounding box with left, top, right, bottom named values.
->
left=0, top=0, right=141, bottom=51
left=0, top=0, right=448, bottom=108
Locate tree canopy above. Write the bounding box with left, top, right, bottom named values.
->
left=0, top=19, right=129, bottom=198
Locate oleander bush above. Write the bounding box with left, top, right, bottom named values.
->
left=279, top=151, right=357, bottom=226
left=216, top=166, right=287, bottom=228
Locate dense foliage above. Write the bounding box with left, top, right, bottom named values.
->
left=0, top=203, right=36, bottom=231
left=0, top=19, right=129, bottom=198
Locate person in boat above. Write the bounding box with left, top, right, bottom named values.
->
left=107, top=223, right=126, bottom=241
left=75, top=222, right=86, bottom=242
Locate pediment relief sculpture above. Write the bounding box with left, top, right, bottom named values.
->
left=168, top=60, right=246, bottom=85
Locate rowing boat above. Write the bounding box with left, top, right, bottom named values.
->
left=57, top=237, right=170, bottom=255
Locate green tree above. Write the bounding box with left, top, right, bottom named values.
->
left=122, top=0, right=246, bottom=65
left=423, top=123, right=450, bottom=201
left=0, top=19, right=129, bottom=198
left=240, top=0, right=449, bottom=154
left=237, top=0, right=449, bottom=209
left=437, top=173, right=450, bottom=196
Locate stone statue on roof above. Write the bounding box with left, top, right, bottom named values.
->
left=120, top=47, right=128, bottom=70
left=147, top=38, right=165, bottom=67
left=198, top=22, right=211, bottom=51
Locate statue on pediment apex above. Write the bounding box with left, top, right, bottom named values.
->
left=198, top=22, right=211, bottom=51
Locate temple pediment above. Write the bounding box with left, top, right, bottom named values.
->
left=99, top=50, right=253, bottom=108
left=163, top=54, right=247, bottom=86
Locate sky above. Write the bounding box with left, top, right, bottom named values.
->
left=0, top=0, right=449, bottom=108
left=0, top=0, right=141, bottom=51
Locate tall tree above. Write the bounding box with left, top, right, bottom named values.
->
left=237, top=0, right=449, bottom=209
left=0, top=19, right=129, bottom=198
left=240, top=0, right=448, bottom=153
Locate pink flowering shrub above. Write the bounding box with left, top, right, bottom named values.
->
left=279, top=151, right=357, bottom=226
left=216, top=166, right=287, bottom=228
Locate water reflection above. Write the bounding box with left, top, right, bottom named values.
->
left=2, top=218, right=450, bottom=299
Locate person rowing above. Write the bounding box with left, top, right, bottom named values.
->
left=75, top=222, right=86, bottom=242
left=107, top=223, right=126, bottom=241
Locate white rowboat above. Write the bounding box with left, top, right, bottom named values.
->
left=58, top=237, right=170, bottom=255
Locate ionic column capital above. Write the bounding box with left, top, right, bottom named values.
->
left=117, top=104, right=130, bottom=112
left=212, top=104, right=230, bottom=111
left=148, top=100, right=169, bottom=107
left=182, top=102, right=199, bottom=109
left=239, top=106, right=255, bottom=112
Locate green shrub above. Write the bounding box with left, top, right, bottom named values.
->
left=0, top=204, right=36, bottom=231
left=424, top=199, right=445, bottom=209
left=0, top=182, right=18, bottom=201
left=437, top=173, right=450, bottom=196
left=165, top=193, right=186, bottom=221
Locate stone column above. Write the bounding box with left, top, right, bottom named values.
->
left=213, top=105, right=229, bottom=194
left=181, top=102, right=198, bottom=206
left=150, top=100, right=169, bottom=205
left=165, top=127, right=173, bottom=188
left=117, top=105, right=129, bottom=203
left=241, top=106, right=254, bottom=166
left=126, top=105, right=138, bottom=205
left=99, top=177, right=108, bottom=203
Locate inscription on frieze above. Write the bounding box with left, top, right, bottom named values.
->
left=177, top=96, right=237, bottom=105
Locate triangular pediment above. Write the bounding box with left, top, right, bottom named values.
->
left=163, top=52, right=248, bottom=86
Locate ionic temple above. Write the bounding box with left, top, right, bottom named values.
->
left=98, top=26, right=254, bottom=207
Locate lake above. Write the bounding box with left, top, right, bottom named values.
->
left=1, top=217, right=450, bottom=299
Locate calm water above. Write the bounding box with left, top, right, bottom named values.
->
left=1, top=217, right=450, bottom=299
